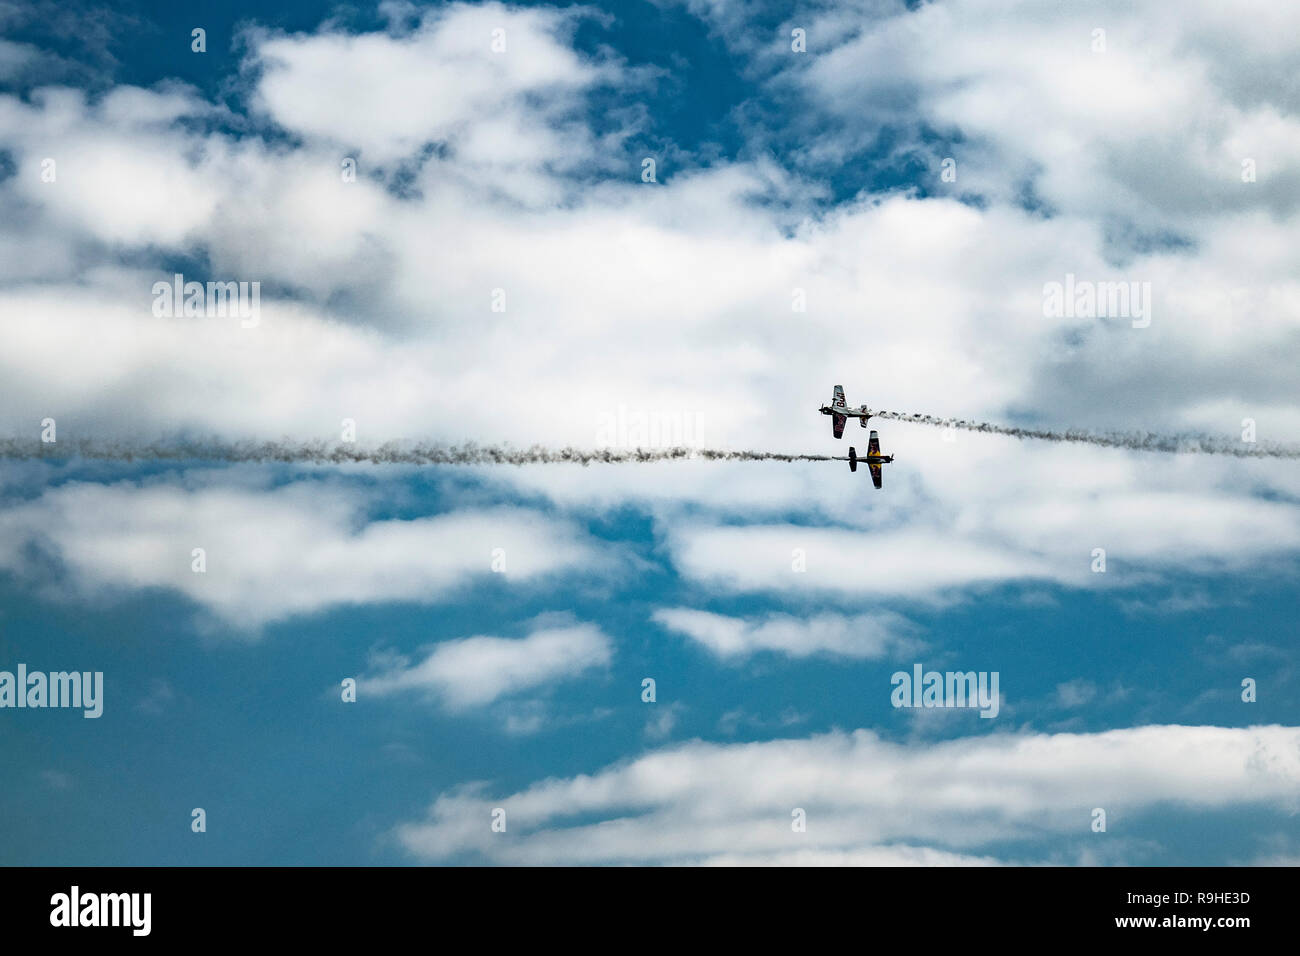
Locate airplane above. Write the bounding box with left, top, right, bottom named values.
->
left=818, top=384, right=873, bottom=438
left=829, top=431, right=894, bottom=490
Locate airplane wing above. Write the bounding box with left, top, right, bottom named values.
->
left=832, top=413, right=846, bottom=439
left=833, top=385, right=846, bottom=408
left=868, top=431, right=881, bottom=457
left=869, top=461, right=883, bottom=489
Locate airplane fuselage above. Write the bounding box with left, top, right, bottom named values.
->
left=830, top=453, right=893, bottom=463
left=819, top=403, right=871, bottom=418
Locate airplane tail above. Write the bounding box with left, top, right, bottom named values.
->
left=848, top=446, right=857, bottom=472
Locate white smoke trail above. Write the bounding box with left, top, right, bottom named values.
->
left=870, top=410, right=1300, bottom=459
left=0, top=438, right=837, bottom=466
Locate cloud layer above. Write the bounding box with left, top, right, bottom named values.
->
left=359, top=621, right=612, bottom=709
left=0, top=477, right=604, bottom=628
left=395, top=724, right=1300, bottom=864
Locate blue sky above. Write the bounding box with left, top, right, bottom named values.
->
left=1, top=0, right=1298, bottom=866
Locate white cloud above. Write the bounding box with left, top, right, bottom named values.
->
left=248, top=2, right=616, bottom=168
left=667, top=520, right=1050, bottom=598
left=697, top=846, right=1002, bottom=866
left=1, top=85, right=224, bottom=247
left=359, top=621, right=612, bottom=709
left=708, top=0, right=1300, bottom=225
left=653, top=607, right=918, bottom=659
left=394, top=724, right=1300, bottom=864
left=0, top=477, right=605, bottom=629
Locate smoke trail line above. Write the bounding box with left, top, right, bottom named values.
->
left=872, top=411, right=1300, bottom=459
left=0, top=438, right=838, bottom=467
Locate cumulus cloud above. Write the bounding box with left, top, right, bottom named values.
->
left=801, top=0, right=1300, bottom=223
left=394, top=724, right=1300, bottom=864
left=667, top=522, right=1047, bottom=598
left=248, top=2, right=624, bottom=170
left=0, top=477, right=606, bottom=629
left=358, top=621, right=612, bottom=709
left=653, top=607, right=919, bottom=659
